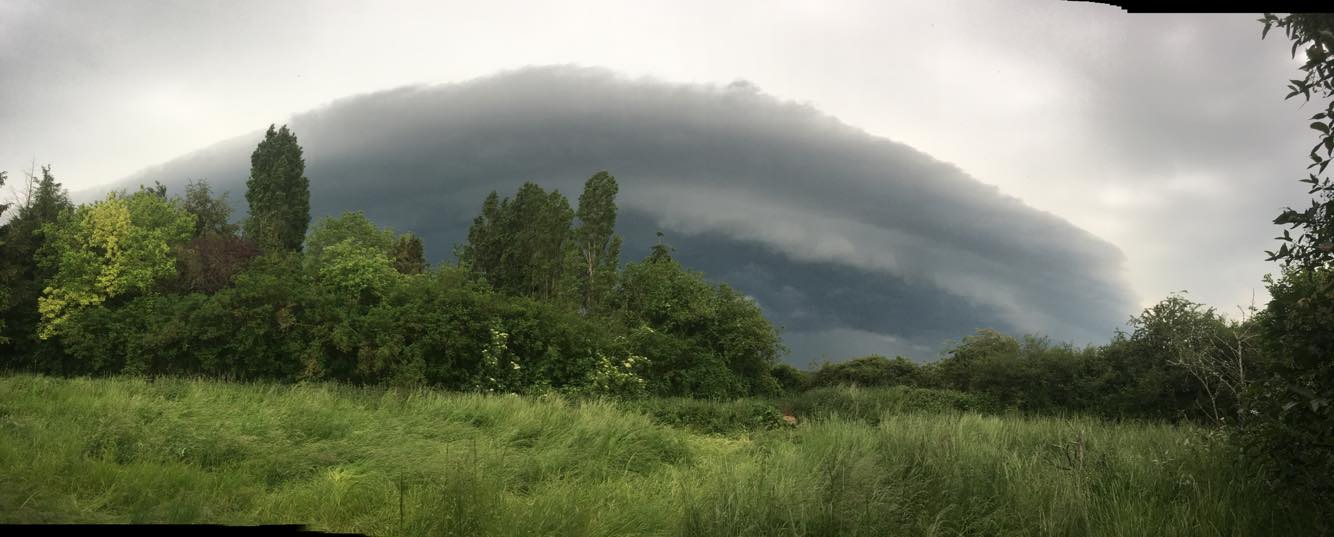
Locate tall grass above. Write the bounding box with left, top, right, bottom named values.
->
left=780, top=385, right=996, bottom=423
left=0, top=374, right=1317, bottom=535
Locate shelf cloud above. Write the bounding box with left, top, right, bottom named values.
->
left=101, top=66, right=1137, bottom=363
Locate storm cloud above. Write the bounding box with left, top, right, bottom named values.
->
left=97, top=66, right=1137, bottom=364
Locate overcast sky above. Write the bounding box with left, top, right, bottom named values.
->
left=0, top=0, right=1319, bottom=338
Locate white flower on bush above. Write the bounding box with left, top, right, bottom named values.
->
left=476, top=326, right=522, bottom=393
left=582, top=352, right=649, bottom=398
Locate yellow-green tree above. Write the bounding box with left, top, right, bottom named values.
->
left=37, top=190, right=194, bottom=338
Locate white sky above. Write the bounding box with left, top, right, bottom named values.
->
left=0, top=0, right=1318, bottom=318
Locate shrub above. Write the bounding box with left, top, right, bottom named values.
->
left=807, top=355, right=922, bottom=389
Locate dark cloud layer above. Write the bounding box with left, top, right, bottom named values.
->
left=96, top=66, right=1137, bottom=363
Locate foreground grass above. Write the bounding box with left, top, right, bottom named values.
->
left=0, top=374, right=1316, bottom=536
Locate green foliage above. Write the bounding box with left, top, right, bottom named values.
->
left=484, top=294, right=619, bottom=393
left=170, top=233, right=261, bottom=294
left=180, top=180, right=237, bottom=238
left=459, top=191, right=503, bottom=272
left=1242, top=268, right=1334, bottom=506
left=473, top=326, right=524, bottom=394
left=304, top=211, right=397, bottom=269
left=0, top=165, right=73, bottom=362
left=314, top=240, right=399, bottom=301
left=212, top=252, right=314, bottom=379
left=575, top=352, right=649, bottom=399
left=56, top=293, right=213, bottom=377
left=615, top=256, right=783, bottom=398
left=1, top=157, right=776, bottom=402
left=922, top=296, right=1249, bottom=421
left=1090, top=296, right=1230, bottom=421
left=391, top=233, right=427, bottom=275
left=647, top=231, right=674, bottom=263
left=937, top=329, right=1020, bottom=393
left=36, top=190, right=194, bottom=339
left=769, top=363, right=808, bottom=394
left=1124, top=293, right=1225, bottom=356
left=298, top=266, right=491, bottom=387
left=627, top=324, right=743, bottom=398
left=1, top=163, right=1277, bottom=419
left=51, top=252, right=307, bottom=379
left=271, top=262, right=618, bottom=392
left=570, top=171, right=622, bottom=312
left=24, top=160, right=1248, bottom=419
left=243, top=125, right=310, bottom=252
left=807, top=354, right=923, bottom=389
left=948, top=328, right=1022, bottom=363
left=1251, top=14, right=1334, bottom=510
left=460, top=183, right=574, bottom=300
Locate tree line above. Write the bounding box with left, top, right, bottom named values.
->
left=0, top=126, right=783, bottom=399
left=792, top=293, right=1270, bottom=425
left=0, top=125, right=1304, bottom=424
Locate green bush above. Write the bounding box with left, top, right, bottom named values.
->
left=769, top=363, right=807, bottom=394
left=1240, top=268, right=1334, bottom=511
left=806, top=354, right=922, bottom=389
left=614, top=257, right=783, bottom=398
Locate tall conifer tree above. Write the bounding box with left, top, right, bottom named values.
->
left=243, top=125, right=310, bottom=252
left=0, top=166, right=72, bottom=361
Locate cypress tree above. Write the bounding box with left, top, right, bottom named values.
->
left=243, top=125, right=310, bottom=252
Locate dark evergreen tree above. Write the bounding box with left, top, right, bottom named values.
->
left=0, top=165, right=73, bottom=366
left=243, top=125, right=310, bottom=252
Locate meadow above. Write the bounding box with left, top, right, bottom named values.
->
left=0, top=374, right=1316, bottom=536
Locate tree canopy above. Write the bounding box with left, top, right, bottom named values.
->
left=37, top=189, right=194, bottom=338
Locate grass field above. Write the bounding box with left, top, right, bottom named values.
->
left=0, top=374, right=1316, bottom=535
